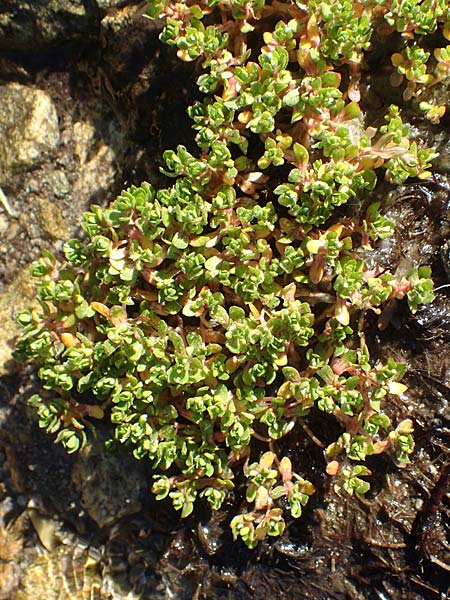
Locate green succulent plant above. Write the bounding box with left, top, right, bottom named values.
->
left=15, top=0, right=443, bottom=547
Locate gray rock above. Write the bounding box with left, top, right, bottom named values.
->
left=0, top=83, right=60, bottom=184
left=0, top=0, right=100, bottom=50
left=96, top=0, right=135, bottom=8
left=45, top=170, right=70, bottom=198
left=72, top=439, right=145, bottom=528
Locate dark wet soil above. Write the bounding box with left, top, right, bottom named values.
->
left=1, top=6, right=449, bottom=600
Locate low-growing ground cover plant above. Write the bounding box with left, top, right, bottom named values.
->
left=15, top=0, right=446, bottom=548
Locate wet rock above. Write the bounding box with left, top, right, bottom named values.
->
left=0, top=0, right=100, bottom=51
left=441, top=238, right=450, bottom=281
left=72, top=439, right=145, bottom=528
left=13, top=543, right=103, bottom=600
left=27, top=500, right=66, bottom=552
left=0, top=83, right=60, bottom=183
left=358, top=178, right=450, bottom=276
left=197, top=518, right=224, bottom=556
left=274, top=538, right=311, bottom=559
left=412, top=292, right=450, bottom=341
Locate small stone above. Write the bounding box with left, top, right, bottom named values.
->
left=73, top=144, right=117, bottom=197
left=0, top=214, right=8, bottom=238
left=72, top=120, right=96, bottom=166
left=37, top=198, right=69, bottom=240
left=46, top=170, right=70, bottom=198
left=0, top=83, right=60, bottom=183
left=72, top=439, right=145, bottom=528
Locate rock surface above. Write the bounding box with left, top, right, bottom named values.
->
left=71, top=439, right=145, bottom=528
left=0, top=0, right=101, bottom=50
left=0, top=83, right=60, bottom=183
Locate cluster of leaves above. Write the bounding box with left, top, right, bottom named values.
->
left=15, top=0, right=441, bottom=548
left=383, top=1, right=450, bottom=120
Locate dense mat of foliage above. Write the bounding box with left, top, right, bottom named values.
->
left=16, top=0, right=447, bottom=547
